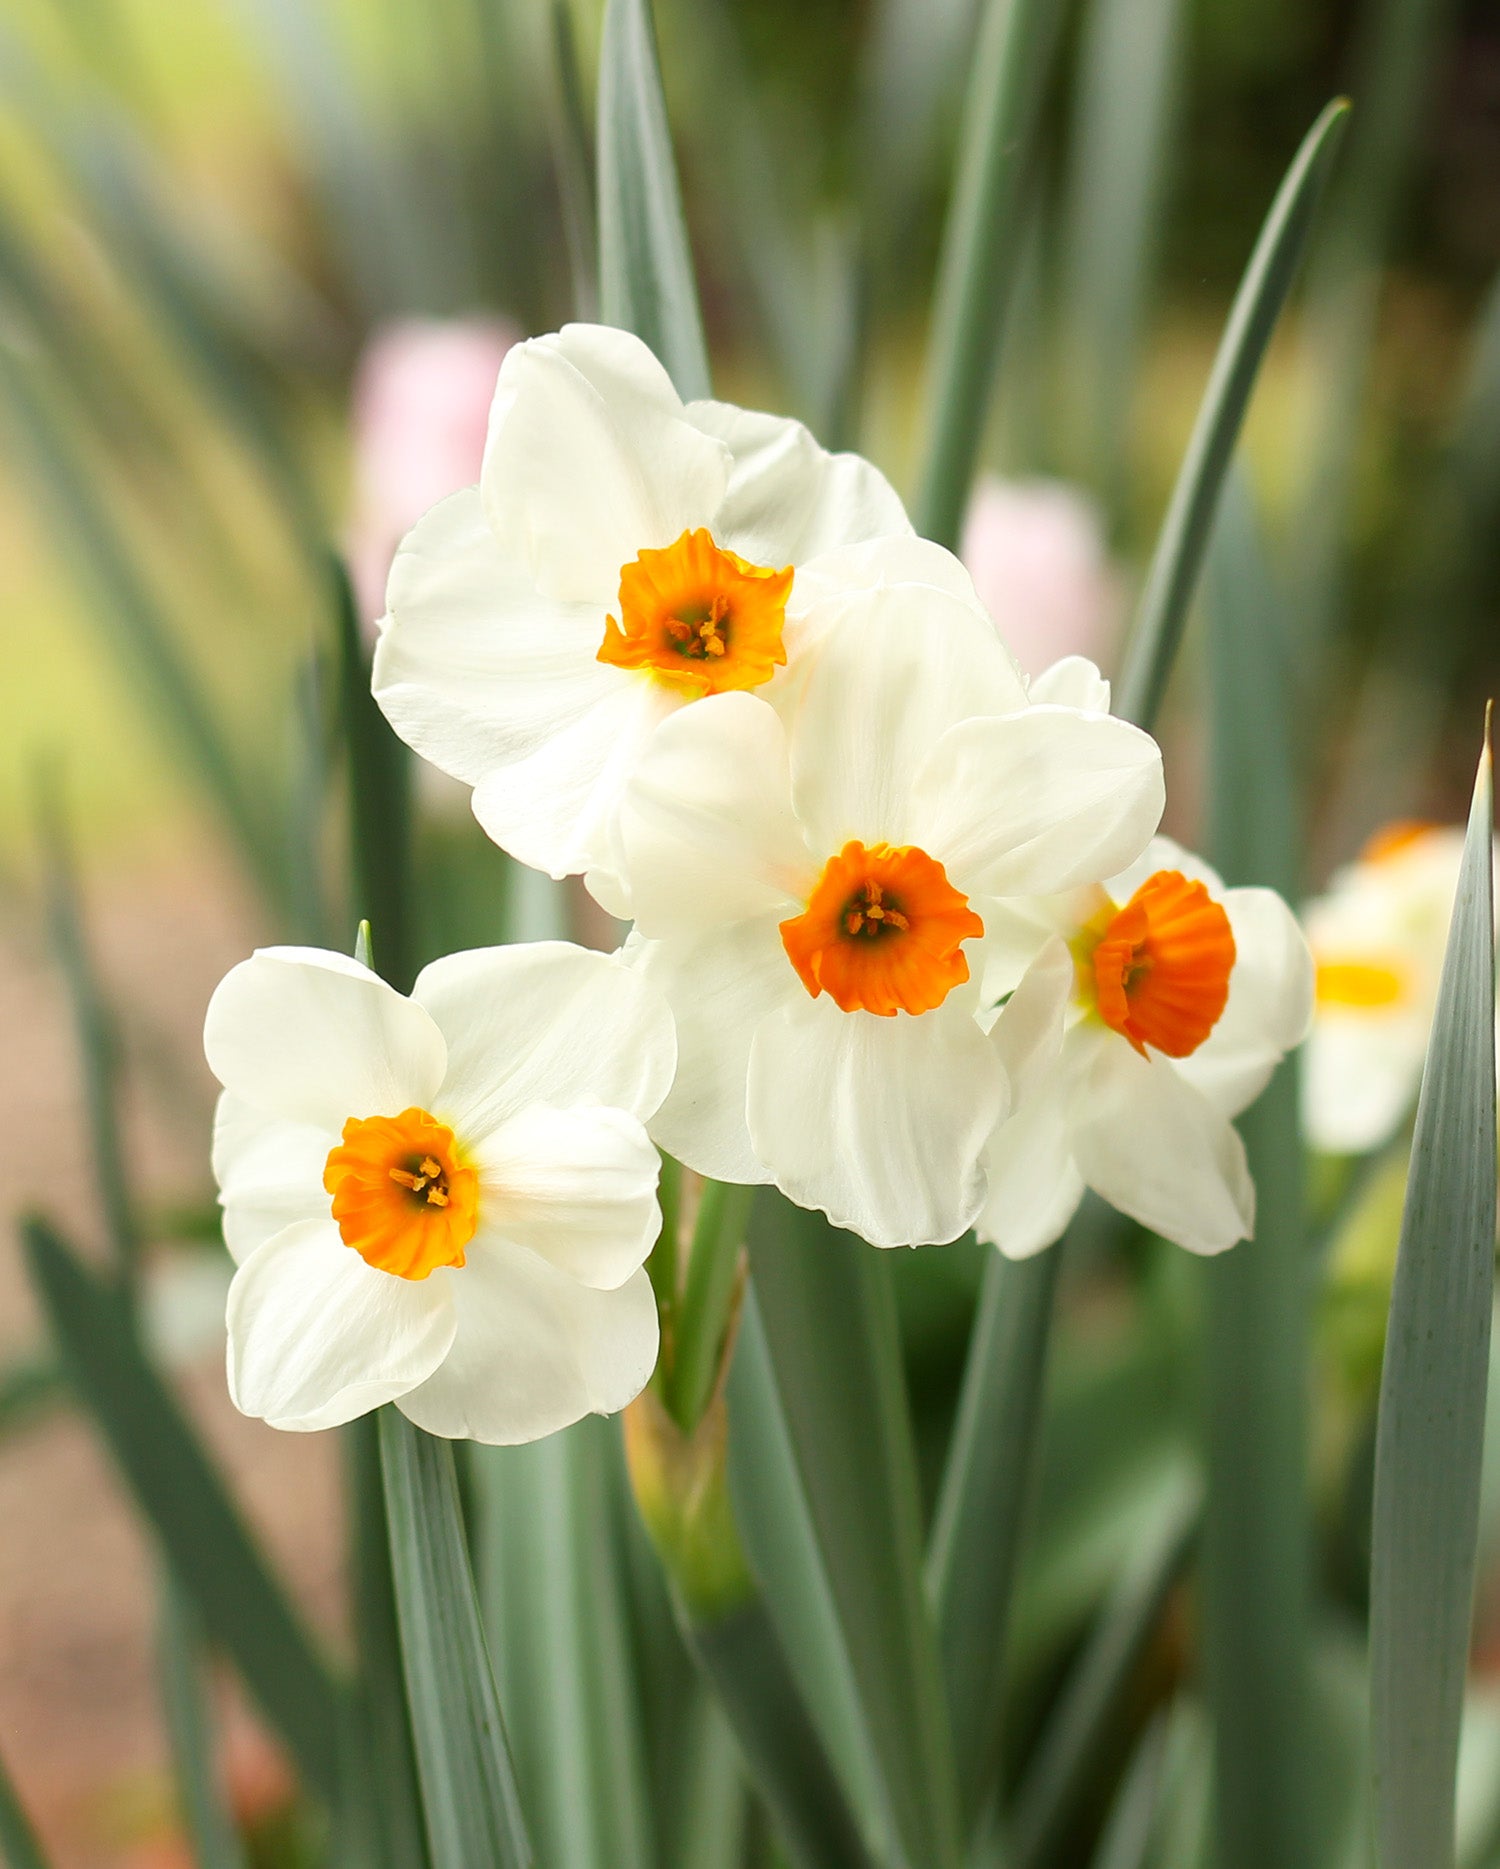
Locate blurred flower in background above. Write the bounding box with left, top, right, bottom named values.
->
left=346, top=318, right=521, bottom=622
left=958, top=475, right=1124, bottom=680
left=1301, top=821, right=1493, bottom=1155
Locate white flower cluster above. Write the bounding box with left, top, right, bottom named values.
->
left=205, top=325, right=1314, bottom=1442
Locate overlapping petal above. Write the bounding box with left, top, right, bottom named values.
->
left=746, top=995, right=1006, bottom=1246
left=471, top=1103, right=662, bottom=1289
left=1178, top=886, right=1314, bottom=1114
left=226, top=1220, right=457, bottom=1431
left=395, top=1244, right=659, bottom=1443
left=204, top=948, right=446, bottom=1133
left=412, top=941, right=676, bottom=1141
left=976, top=1063, right=1085, bottom=1259
left=212, top=1095, right=333, bottom=1265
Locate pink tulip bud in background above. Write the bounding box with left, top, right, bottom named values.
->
left=959, top=475, right=1124, bottom=680
left=346, top=316, right=521, bottom=623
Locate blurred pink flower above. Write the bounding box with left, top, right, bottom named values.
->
left=346, top=316, right=522, bottom=623
left=959, top=476, right=1123, bottom=679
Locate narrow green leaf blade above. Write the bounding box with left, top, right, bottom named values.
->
left=1370, top=724, right=1497, bottom=1869
left=597, top=0, right=711, bottom=401
left=0, top=1742, right=51, bottom=1869
left=378, top=1409, right=533, bottom=1869
left=22, top=1218, right=341, bottom=1798
left=1114, top=98, right=1350, bottom=733
left=748, top=1194, right=963, bottom=1869
left=1201, top=475, right=1318, bottom=1869
left=913, top=0, right=1070, bottom=548
left=926, top=1248, right=1060, bottom=1821
left=157, top=1573, right=249, bottom=1869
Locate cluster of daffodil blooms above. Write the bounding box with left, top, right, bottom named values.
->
left=204, top=324, right=1316, bottom=1444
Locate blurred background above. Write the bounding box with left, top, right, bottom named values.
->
left=0, top=0, right=1497, bottom=1862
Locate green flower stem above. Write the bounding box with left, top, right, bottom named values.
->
left=648, top=1151, right=684, bottom=1367
left=669, top=1179, right=753, bottom=1435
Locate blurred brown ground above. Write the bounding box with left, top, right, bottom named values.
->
left=0, top=842, right=344, bottom=1867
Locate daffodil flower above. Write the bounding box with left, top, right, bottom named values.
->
left=371, top=322, right=910, bottom=902
left=1301, top=821, right=1484, bottom=1155
left=616, top=571, right=1164, bottom=1247
left=978, top=834, right=1313, bottom=1257
left=204, top=942, right=675, bottom=1440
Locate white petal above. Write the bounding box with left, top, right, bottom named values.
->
left=1301, top=1015, right=1425, bottom=1154
left=1105, top=833, right=1225, bottom=905
left=913, top=707, right=1164, bottom=898
left=687, top=400, right=912, bottom=567
left=620, top=691, right=814, bottom=940
left=785, top=534, right=999, bottom=628
left=204, top=948, right=446, bottom=1131
left=469, top=676, right=675, bottom=880
left=471, top=1103, right=662, bottom=1289
left=975, top=1058, right=1085, bottom=1259
left=631, top=922, right=792, bottom=1185
left=480, top=328, right=728, bottom=603
left=788, top=583, right=1035, bottom=852
left=746, top=995, right=1007, bottom=1247
left=1177, top=886, right=1314, bottom=1115
left=977, top=892, right=1101, bottom=1005
left=226, top=1220, right=456, bottom=1431
left=413, top=941, right=677, bottom=1139
left=1073, top=1041, right=1253, bottom=1253
left=374, top=487, right=619, bottom=786
left=396, top=1246, right=659, bottom=1443
left=212, top=1094, right=333, bottom=1265
left=990, top=937, right=1072, bottom=1097
left=1028, top=656, right=1111, bottom=712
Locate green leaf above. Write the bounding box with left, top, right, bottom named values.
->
left=475, top=1421, right=655, bottom=1869
left=22, top=1217, right=342, bottom=1798
left=684, top=1596, right=878, bottom=1869
left=378, top=1408, right=533, bottom=1869
left=1009, top=1468, right=1200, bottom=1869
left=1370, top=724, right=1497, bottom=1869
left=1057, top=0, right=1186, bottom=506
left=1113, top=98, right=1350, bottom=733
left=156, top=1572, right=249, bottom=1869
left=926, top=1248, right=1060, bottom=1821
left=0, top=345, right=284, bottom=907
left=0, top=1741, right=51, bottom=1869
left=340, top=1416, right=432, bottom=1869
left=748, top=1193, right=962, bottom=1869
left=596, top=0, right=711, bottom=400
left=549, top=0, right=599, bottom=323
left=35, top=774, right=138, bottom=1286
left=333, top=557, right=416, bottom=991
left=912, top=0, right=1071, bottom=549
left=1200, top=475, right=1320, bottom=1869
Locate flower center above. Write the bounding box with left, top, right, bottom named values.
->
left=1314, top=957, right=1407, bottom=1009
left=1087, top=869, right=1236, bottom=1057
left=1360, top=818, right=1438, bottom=865
left=596, top=527, right=793, bottom=698
left=780, top=840, right=984, bottom=1017
left=322, top=1107, right=479, bottom=1280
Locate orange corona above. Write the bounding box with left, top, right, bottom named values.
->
left=1088, top=870, right=1236, bottom=1058
left=597, top=527, right=792, bottom=697
left=323, top=1107, right=478, bottom=1280
left=780, top=840, right=983, bottom=1017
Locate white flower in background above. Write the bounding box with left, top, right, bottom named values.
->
left=372, top=322, right=911, bottom=901
left=959, top=476, right=1123, bottom=680
left=204, top=943, right=675, bottom=1440
left=346, top=317, right=521, bottom=623
left=618, top=569, right=1164, bottom=1247
left=978, top=832, right=1313, bottom=1257
left=1301, top=821, right=1494, bottom=1154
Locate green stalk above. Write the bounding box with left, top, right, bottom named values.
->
left=0, top=1742, right=50, bottom=1869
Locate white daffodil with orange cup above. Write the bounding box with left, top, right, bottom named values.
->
left=371, top=321, right=911, bottom=902
left=615, top=581, right=1165, bottom=1247
left=204, top=941, right=675, bottom=1440
left=977, top=831, right=1314, bottom=1257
